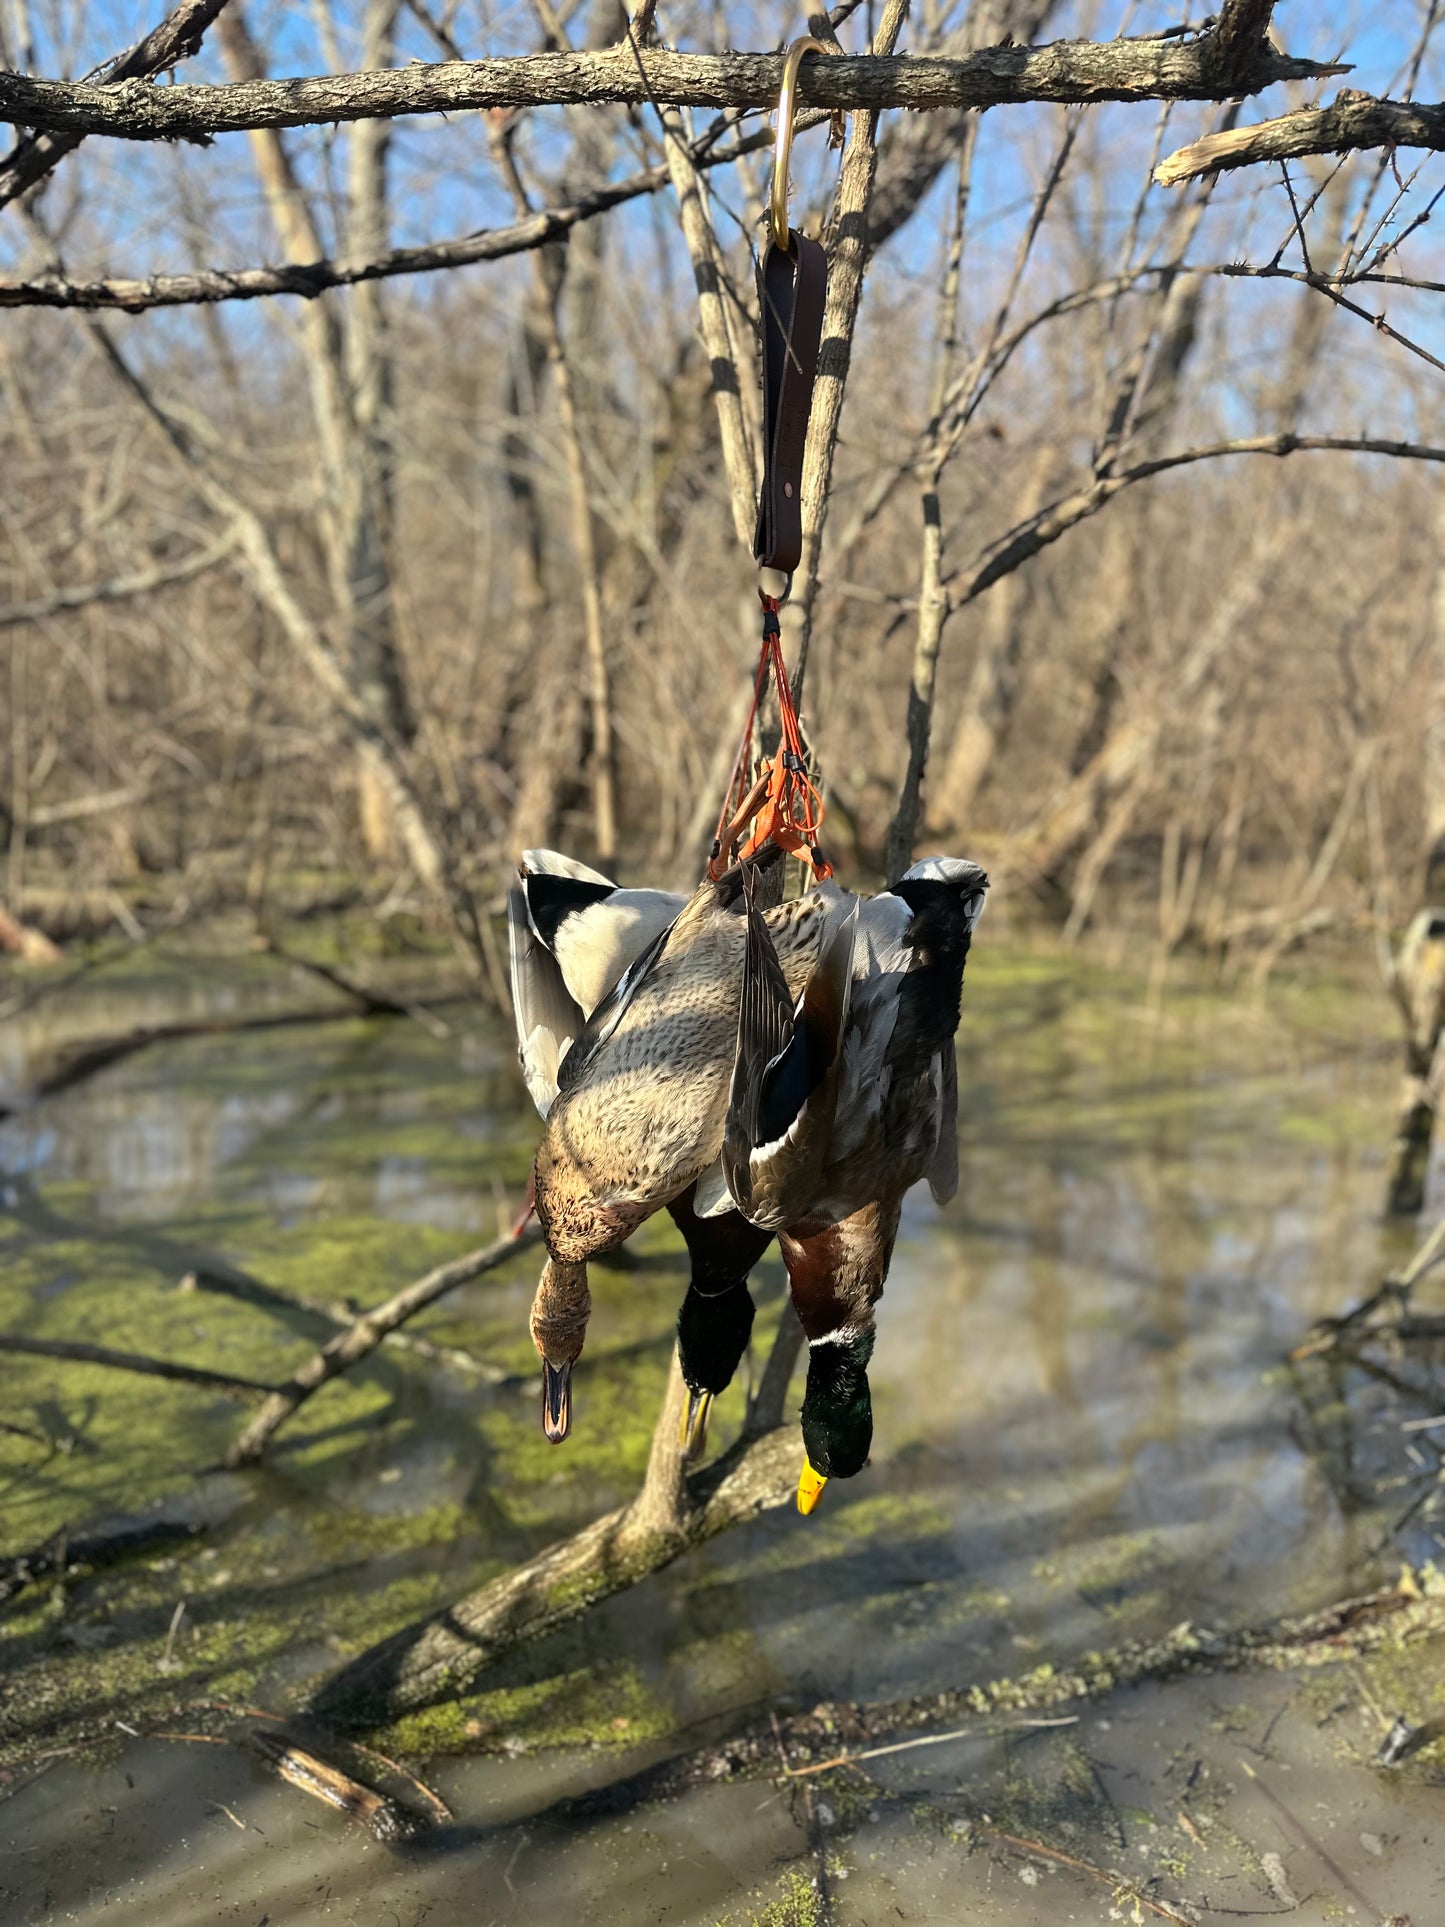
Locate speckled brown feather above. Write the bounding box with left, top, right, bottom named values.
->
left=534, top=875, right=842, bottom=1263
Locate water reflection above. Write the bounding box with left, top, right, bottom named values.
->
left=3, top=942, right=1439, bottom=1924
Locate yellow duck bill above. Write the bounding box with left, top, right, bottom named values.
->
left=796, top=1460, right=829, bottom=1515
left=678, top=1388, right=713, bottom=1456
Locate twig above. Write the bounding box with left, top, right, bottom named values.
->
left=784, top=1712, right=1081, bottom=1777
left=1159, top=92, right=1445, bottom=189
left=1289, top=1211, right=1445, bottom=1360
left=976, top=1821, right=1196, bottom=1924
left=0, top=1333, right=275, bottom=1400
left=226, top=1224, right=541, bottom=1465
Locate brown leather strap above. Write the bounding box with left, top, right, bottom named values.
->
left=753, top=230, right=827, bottom=576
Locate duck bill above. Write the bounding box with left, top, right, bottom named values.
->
left=541, top=1359, right=573, bottom=1443
left=796, top=1460, right=828, bottom=1516
left=678, top=1388, right=713, bottom=1457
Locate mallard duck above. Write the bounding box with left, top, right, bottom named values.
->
left=525, top=850, right=848, bottom=1442
left=508, top=850, right=685, bottom=1120
left=722, top=857, right=988, bottom=1513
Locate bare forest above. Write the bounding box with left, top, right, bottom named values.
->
left=11, top=4, right=1445, bottom=1921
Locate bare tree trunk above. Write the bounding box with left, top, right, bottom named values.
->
left=1385, top=483, right=1445, bottom=1213
left=218, top=0, right=415, bottom=864
left=493, top=131, right=617, bottom=863
left=925, top=444, right=1060, bottom=836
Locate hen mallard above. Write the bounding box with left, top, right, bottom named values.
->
left=508, top=849, right=801, bottom=1443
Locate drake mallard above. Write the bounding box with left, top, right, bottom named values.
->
left=721, top=857, right=988, bottom=1512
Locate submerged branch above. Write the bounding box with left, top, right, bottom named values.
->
left=549, top=1572, right=1445, bottom=1817
left=0, top=1332, right=274, bottom=1399
left=225, top=1224, right=542, bottom=1466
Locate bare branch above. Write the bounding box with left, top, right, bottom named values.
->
left=0, top=534, right=233, bottom=624
left=0, top=1332, right=274, bottom=1400
left=0, top=36, right=1347, bottom=145
left=0, top=0, right=233, bottom=209
left=946, top=432, right=1445, bottom=611
left=226, top=1225, right=541, bottom=1465
left=1158, top=91, right=1445, bottom=188
left=793, top=0, right=910, bottom=704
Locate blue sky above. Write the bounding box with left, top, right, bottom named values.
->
left=2, top=2, right=1442, bottom=435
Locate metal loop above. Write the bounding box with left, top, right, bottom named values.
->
left=769, top=35, right=827, bottom=254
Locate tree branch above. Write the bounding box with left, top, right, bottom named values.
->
left=1157, top=90, right=1445, bottom=188
left=225, top=1224, right=541, bottom=1465
left=309, top=1422, right=798, bottom=1726
left=0, top=534, right=233, bottom=623
left=0, top=120, right=783, bottom=303
left=0, top=36, right=1346, bottom=144
left=945, top=432, right=1445, bottom=612
left=0, top=1332, right=274, bottom=1400
left=0, top=0, right=234, bottom=209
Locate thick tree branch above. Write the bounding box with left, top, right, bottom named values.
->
left=0, top=0, right=233, bottom=209
left=309, top=1422, right=798, bottom=1725
left=0, top=37, right=1345, bottom=144
left=1157, top=90, right=1445, bottom=187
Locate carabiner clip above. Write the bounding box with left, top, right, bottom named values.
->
left=769, top=36, right=827, bottom=255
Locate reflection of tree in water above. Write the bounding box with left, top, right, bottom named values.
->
left=1289, top=1216, right=1445, bottom=1565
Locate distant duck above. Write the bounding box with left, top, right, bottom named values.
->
left=720, top=857, right=989, bottom=1513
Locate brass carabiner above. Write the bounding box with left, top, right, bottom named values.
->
left=769, top=35, right=827, bottom=255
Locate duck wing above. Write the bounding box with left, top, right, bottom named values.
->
left=824, top=864, right=983, bottom=1200
left=509, top=880, right=584, bottom=1120
left=510, top=853, right=686, bottom=1117
left=554, top=917, right=677, bottom=1099
left=723, top=880, right=856, bottom=1230
left=928, top=1037, right=960, bottom=1205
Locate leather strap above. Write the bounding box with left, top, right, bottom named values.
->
left=753, top=230, right=827, bottom=576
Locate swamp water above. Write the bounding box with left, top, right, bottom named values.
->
left=3, top=935, right=1445, bottom=1924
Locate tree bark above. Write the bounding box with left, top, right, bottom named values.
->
left=0, top=37, right=1342, bottom=143
left=309, top=1422, right=798, bottom=1726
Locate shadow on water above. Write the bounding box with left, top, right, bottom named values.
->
left=6, top=936, right=1445, bottom=1922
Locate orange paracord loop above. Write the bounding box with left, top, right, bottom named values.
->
left=707, top=593, right=832, bottom=883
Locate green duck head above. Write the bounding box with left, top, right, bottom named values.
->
left=798, top=1330, right=874, bottom=1513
